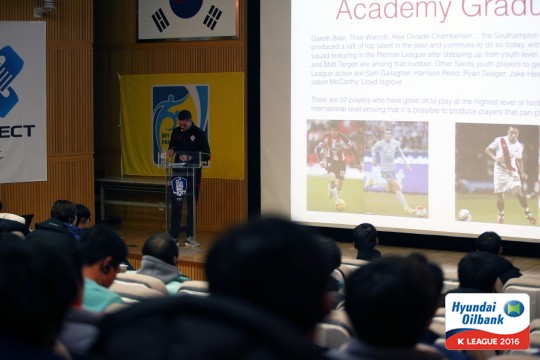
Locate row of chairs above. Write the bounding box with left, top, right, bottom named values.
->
left=107, top=260, right=540, bottom=357
left=108, top=274, right=210, bottom=305
left=108, top=271, right=355, bottom=350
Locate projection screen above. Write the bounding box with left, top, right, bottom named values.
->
left=261, top=0, right=540, bottom=242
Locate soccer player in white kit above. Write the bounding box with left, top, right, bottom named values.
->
left=485, top=126, right=536, bottom=225
left=371, top=128, right=415, bottom=214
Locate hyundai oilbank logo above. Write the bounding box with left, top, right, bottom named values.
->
left=0, top=46, right=24, bottom=118
left=504, top=300, right=525, bottom=317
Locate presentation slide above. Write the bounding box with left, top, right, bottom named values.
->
left=261, top=0, right=540, bottom=242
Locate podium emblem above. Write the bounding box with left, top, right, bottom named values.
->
left=171, top=176, right=188, bottom=197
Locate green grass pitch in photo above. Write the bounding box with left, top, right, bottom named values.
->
left=307, top=175, right=428, bottom=218
left=456, top=193, right=538, bottom=226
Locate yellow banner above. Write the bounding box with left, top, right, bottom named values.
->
left=119, top=72, right=244, bottom=179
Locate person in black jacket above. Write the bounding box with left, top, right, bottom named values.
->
left=0, top=232, right=79, bottom=360
left=166, top=109, right=211, bottom=248
left=352, top=223, right=381, bottom=261
left=27, top=199, right=80, bottom=243
left=475, top=230, right=522, bottom=284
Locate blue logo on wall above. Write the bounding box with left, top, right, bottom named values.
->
left=504, top=300, right=524, bottom=317
left=0, top=46, right=24, bottom=118
left=152, top=85, right=209, bottom=166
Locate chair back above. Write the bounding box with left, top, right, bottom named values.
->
left=314, top=310, right=354, bottom=350
left=116, top=272, right=168, bottom=296
left=503, top=276, right=540, bottom=320
left=177, top=280, right=209, bottom=296
left=109, top=280, right=166, bottom=304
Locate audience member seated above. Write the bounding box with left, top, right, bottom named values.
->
left=318, top=235, right=345, bottom=309
left=75, top=203, right=92, bottom=229
left=27, top=229, right=102, bottom=358
left=475, top=231, right=522, bottom=284
left=89, top=294, right=327, bottom=359
left=78, top=224, right=128, bottom=313
left=0, top=232, right=79, bottom=360
left=0, top=200, right=26, bottom=223
left=328, top=256, right=445, bottom=360
left=27, top=199, right=81, bottom=242
left=352, top=223, right=381, bottom=261
left=0, top=200, right=29, bottom=237
left=408, top=253, right=472, bottom=360
left=441, top=252, right=499, bottom=307
left=88, top=215, right=330, bottom=359
left=136, top=232, right=191, bottom=295
left=407, top=252, right=444, bottom=298
left=74, top=203, right=134, bottom=270
left=205, top=215, right=331, bottom=347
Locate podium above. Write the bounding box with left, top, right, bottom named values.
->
left=159, top=151, right=206, bottom=240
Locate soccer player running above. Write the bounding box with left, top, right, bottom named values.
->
left=371, top=127, right=415, bottom=214
left=485, top=125, right=536, bottom=225
left=314, top=122, right=360, bottom=202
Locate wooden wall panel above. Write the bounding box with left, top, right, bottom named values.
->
left=47, top=48, right=94, bottom=154
left=94, top=0, right=248, bottom=230
left=0, top=0, right=95, bottom=224
left=3, top=158, right=94, bottom=224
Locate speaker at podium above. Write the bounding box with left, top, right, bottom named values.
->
left=159, top=151, right=209, bottom=247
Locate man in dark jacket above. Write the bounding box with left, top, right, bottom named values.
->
left=166, top=109, right=211, bottom=247
left=352, top=223, right=382, bottom=261
left=475, top=231, right=522, bottom=284
left=27, top=199, right=80, bottom=243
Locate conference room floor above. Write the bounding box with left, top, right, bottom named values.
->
left=114, top=222, right=540, bottom=276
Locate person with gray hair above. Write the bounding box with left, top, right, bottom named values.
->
left=137, top=232, right=191, bottom=294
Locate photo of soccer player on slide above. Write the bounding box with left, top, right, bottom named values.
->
left=364, top=121, right=429, bottom=218
left=306, top=120, right=362, bottom=213
left=455, top=123, right=539, bottom=226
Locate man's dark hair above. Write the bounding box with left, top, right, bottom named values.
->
left=0, top=232, right=78, bottom=347
left=75, top=203, right=91, bottom=226
left=458, top=252, right=498, bottom=292
left=50, top=199, right=77, bottom=223
left=142, top=232, right=178, bottom=265
left=344, top=256, right=437, bottom=348
left=475, top=231, right=502, bottom=254
left=407, top=252, right=444, bottom=296
left=178, top=109, right=192, bottom=121
left=205, top=215, right=329, bottom=334
left=317, top=236, right=341, bottom=274
left=352, top=223, right=377, bottom=251
left=78, top=224, right=127, bottom=268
